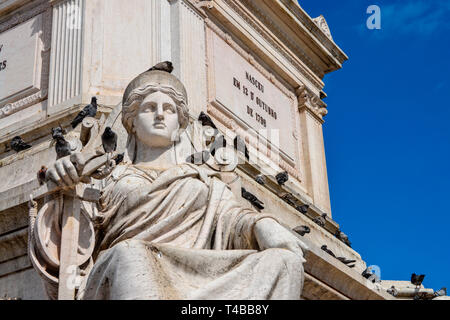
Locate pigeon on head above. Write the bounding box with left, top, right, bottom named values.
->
left=147, top=61, right=174, bottom=74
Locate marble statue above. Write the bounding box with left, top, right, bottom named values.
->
left=28, top=69, right=308, bottom=300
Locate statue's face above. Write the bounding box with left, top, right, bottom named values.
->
left=133, top=91, right=180, bottom=148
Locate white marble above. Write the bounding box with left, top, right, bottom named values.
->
left=30, top=69, right=308, bottom=300
left=209, top=31, right=296, bottom=161
left=0, top=13, right=42, bottom=106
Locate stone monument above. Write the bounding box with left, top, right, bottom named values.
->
left=0, top=0, right=446, bottom=300
left=29, top=68, right=308, bottom=300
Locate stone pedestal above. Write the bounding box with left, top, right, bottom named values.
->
left=0, top=0, right=408, bottom=301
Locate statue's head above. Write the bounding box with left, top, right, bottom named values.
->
left=122, top=70, right=189, bottom=148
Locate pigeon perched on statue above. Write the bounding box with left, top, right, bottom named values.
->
left=52, top=127, right=71, bottom=159
left=10, top=136, right=31, bottom=153
left=241, top=188, right=264, bottom=210
left=101, top=127, right=118, bottom=153
left=293, top=225, right=310, bottom=236
left=275, top=171, right=289, bottom=186
left=411, top=273, right=425, bottom=287
left=147, top=61, right=174, bottom=73
left=71, top=97, right=98, bottom=128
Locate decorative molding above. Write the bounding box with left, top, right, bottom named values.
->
left=0, top=7, right=52, bottom=120
left=0, top=0, right=50, bottom=33
left=312, top=15, right=333, bottom=41
left=0, top=90, right=47, bottom=119
left=239, top=0, right=323, bottom=77
left=278, top=0, right=347, bottom=64
left=296, top=84, right=328, bottom=121
left=192, top=0, right=214, bottom=10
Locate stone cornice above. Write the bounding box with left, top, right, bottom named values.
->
left=239, top=0, right=323, bottom=76
left=197, top=0, right=325, bottom=91
left=0, top=0, right=49, bottom=32
left=278, top=0, right=348, bottom=68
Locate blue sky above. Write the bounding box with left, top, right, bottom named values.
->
left=297, top=0, right=450, bottom=291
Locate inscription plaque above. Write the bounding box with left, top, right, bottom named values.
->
left=0, top=15, right=43, bottom=106
left=210, top=33, right=297, bottom=160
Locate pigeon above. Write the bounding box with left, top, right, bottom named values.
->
left=198, top=112, right=217, bottom=129
left=37, top=166, right=47, bottom=185
left=209, top=135, right=226, bottom=157
left=387, top=286, right=398, bottom=297
left=281, top=193, right=296, bottom=207
left=336, top=257, right=357, bottom=265
left=362, top=267, right=380, bottom=283
left=255, top=174, right=266, bottom=185
left=413, top=293, right=428, bottom=301
left=10, top=136, right=31, bottom=152
left=147, top=61, right=174, bottom=73
left=241, top=188, right=264, bottom=210
left=296, top=204, right=309, bottom=214
left=114, top=153, right=125, bottom=165
left=186, top=150, right=210, bottom=165
left=275, top=171, right=288, bottom=186
left=321, top=245, right=336, bottom=258
left=293, top=225, right=310, bottom=236
left=51, top=126, right=65, bottom=139
left=434, top=287, right=447, bottom=297
left=71, top=97, right=98, bottom=128
left=101, top=127, right=118, bottom=153
left=52, top=127, right=71, bottom=159
left=313, top=213, right=327, bottom=227
left=234, top=135, right=249, bottom=161
left=55, top=136, right=71, bottom=159
left=335, top=230, right=352, bottom=248
left=411, top=273, right=425, bottom=287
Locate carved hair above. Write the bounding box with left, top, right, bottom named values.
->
left=122, top=83, right=189, bottom=135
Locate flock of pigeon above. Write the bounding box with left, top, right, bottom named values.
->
left=35, top=96, right=124, bottom=185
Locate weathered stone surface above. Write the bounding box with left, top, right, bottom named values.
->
left=0, top=227, right=27, bottom=263
left=0, top=268, right=47, bottom=300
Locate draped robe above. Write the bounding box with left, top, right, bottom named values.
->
left=33, top=163, right=305, bottom=300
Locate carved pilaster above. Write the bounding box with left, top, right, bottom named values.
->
left=297, top=83, right=331, bottom=215
left=296, top=85, right=328, bottom=123
left=47, top=0, right=84, bottom=109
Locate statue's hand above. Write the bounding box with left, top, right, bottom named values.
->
left=46, top=152, right=86, bottom=187
left=254, top=218, right=308, bottom=261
